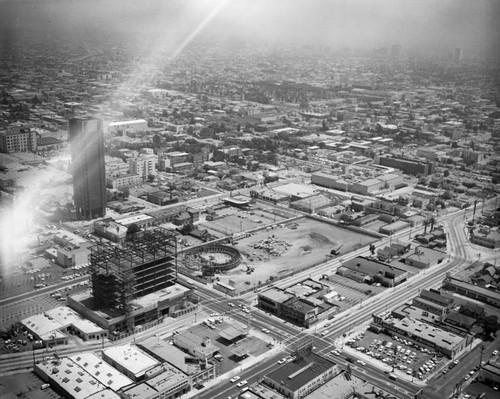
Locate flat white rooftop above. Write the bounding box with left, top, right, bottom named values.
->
left=117, top=214, right=154, bottom=226
left=70, top=352, right=133, bottom=391
left=36, top=357, right=106, bottom=399
left=103, top=344, right=159, bottom=379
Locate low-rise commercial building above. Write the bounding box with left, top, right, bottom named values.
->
left=172, top=332, right=218, bottom=362
left=138, top=337, right=216, bottom=386
left=120, top=364, right=190, bottom=399
left=442, top=277, right=500, bottom=308
left=102, top=344, right=159, bottom=381
left=56, top=242, right=92, bottom=269
left=35, top=357, right=109, bottom=399
left=70, top=352, right=134, bottom=391
left=108, top=119, right=147, bottom=134
left=263, top=351, right=338, bottom=399
left=107, top=173, right=143, bottom=190
left=405, top=246, right=446, bottom=269
left=379, top=220, right=410, bottom=235
left=379, top=155, right=435, bottom=177
left=337, top=256, right=409, bottom=287
left=258, top=280, right=336, bottom=328
left=93, top=218, right=128, bottom=242
left=470, top=227, right=500, bottom=249
left=371, top=313, right=471, bottom=358
left=477, top=357, right=500, bottom=387
left=146, top=191, right=178, bottom=206
left=21, top=306, right=107, bottom=346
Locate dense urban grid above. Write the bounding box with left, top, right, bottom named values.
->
left=1, top=2, right=500, bottom=399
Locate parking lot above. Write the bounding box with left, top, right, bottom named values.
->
left=184, top=315, right=270, bottom=376
left=344, top=328, right=447, bottom=381
left=0, top=371, right=58, bottom=399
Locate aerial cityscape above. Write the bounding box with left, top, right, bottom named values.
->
left=1, top=1, right=500, bottom=399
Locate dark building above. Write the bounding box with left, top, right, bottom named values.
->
left=379, top=155, right=435, bottom=177
left=69, top=117, right=106, bottom=219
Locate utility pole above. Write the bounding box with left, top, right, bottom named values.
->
left=479, top=344, right=485, bottom=367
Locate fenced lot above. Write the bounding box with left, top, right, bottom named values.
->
left=213, top=216, right=376, bottom=292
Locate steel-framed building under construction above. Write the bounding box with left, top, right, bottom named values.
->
left=89, top=228, right=177, bottom=313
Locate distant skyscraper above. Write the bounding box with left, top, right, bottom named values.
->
left=454, top=48, right=463, bottom=62
left=69, top=117, right=106, bottom=219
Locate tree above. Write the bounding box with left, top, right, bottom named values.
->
left=126, top=223, right=141, bottom=240
left=121, top=186, right=130, bottom=200
left=152, top=134, right=162, bottom=149
left=178, top=219, right=194, bottom=235
left=147, top=174, right=156, bottom=182
left=483, top=315, right=499, bottom=337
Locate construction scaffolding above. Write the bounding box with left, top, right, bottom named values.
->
left=89, top=228, right=177, bottom=313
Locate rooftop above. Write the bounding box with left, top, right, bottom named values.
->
left=22, top=312, right=67, bottom=340
left=35, top=357, right=105, bottom=399
left=70, top=353, right=133, bottom=391
left=116, top=214, right=154, bottom=226
left=145, top=366, right=187, bottom=392
left=45, top=306, right=104, bottom=335
left=265, top=352, right=336, bottom=392
left=389, top=316, right=464, bottom=350
left=342, top=256, right=407, bottom=278
left=103, top=344, right=159, bottom=379
left=272, top=182, right=318, bottom=198
left=138, top=337, right=213, bottom=375
left=259, top=287, right=293, bottom=304
left=130, top=284, right=189, bottom=309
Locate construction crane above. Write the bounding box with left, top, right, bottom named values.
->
left=330, top=244, right=344, bottom=256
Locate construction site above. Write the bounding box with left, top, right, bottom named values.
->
left=67, top=228, right=194, bottom=335
left=213, top=216, right=377, bottom=293
left=89, top=228, right=178, bottom=312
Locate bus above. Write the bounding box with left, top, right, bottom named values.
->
left=388, top=374, right=398, bottom=381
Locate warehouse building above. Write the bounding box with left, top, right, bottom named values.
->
left=120, top=364, right=190, bottom=399
left=35, top=357, right=111, bottom=399
left=442, top=277, right=500, bottom=308
left=138, top=337, right=216, bottom=386
left=337, top=256, right=409, bottom=287
left=263, top=349, right=338, bottom=399
left=102, top=344, right=159, bottom=381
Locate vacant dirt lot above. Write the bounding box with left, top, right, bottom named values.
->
left=216, top=217, right=376, bottom=292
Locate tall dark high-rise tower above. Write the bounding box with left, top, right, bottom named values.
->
left=69, top=117, right=106, bottom=219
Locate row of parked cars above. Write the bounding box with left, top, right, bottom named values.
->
left=351, top=337, right=443, bottom=379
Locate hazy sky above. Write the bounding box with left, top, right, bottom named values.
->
left=0, top=0, right=499, bottom=57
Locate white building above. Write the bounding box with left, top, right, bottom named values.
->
left=129, top=154, right=158, bottom=178
left=0, top=127, right=37, bottom=153
left=102, top=344, right=159, bottom=381
left=35, top=357, right=108, bottom=399
left=108, top=120, right=147, bottom=135
left=70, top=353, right=133, bottom=391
